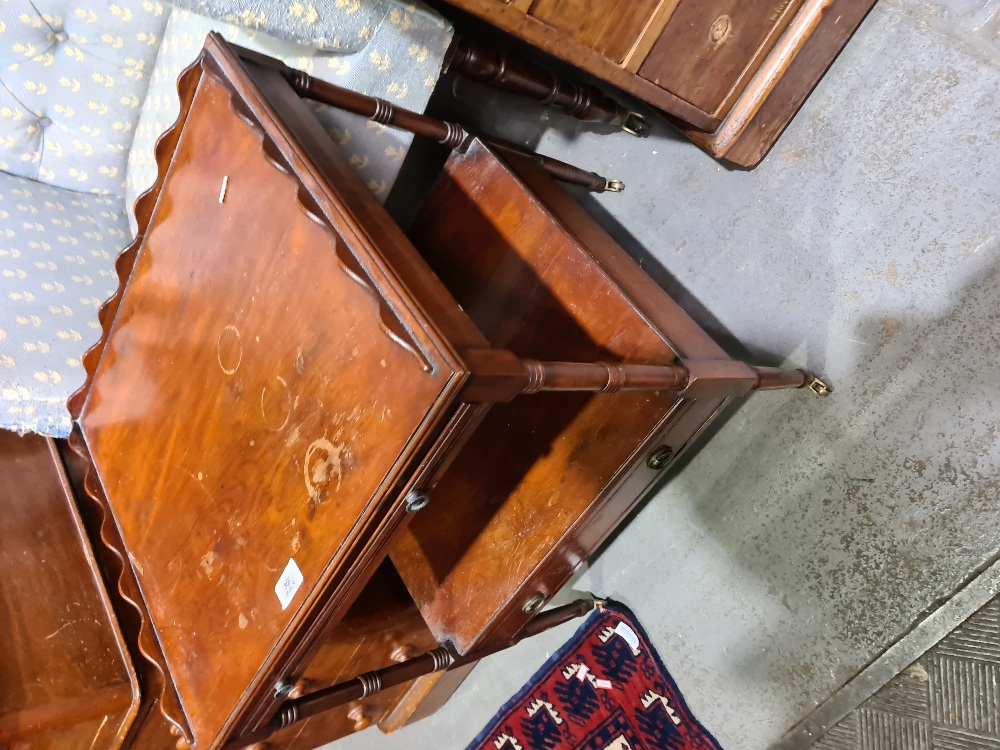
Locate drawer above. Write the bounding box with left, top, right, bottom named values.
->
left=639, top=0, right=804, bottom=116
left=529, top=0, right=662, bottom=64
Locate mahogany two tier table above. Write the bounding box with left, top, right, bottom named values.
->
left=66, top=34, right=828, bottom=750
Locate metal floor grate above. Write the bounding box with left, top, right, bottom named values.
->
left=810, top=599, right=1000, bottom=750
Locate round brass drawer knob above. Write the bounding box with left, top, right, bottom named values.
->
left=405, top=490, right=429, bottom=512
left=646, top=445, right=674, bottom=470
left=522, top=594, right=546, bottom=614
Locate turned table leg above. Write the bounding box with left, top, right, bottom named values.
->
left=751, top=365, right=832, bottom=395
left=224, top=600, right=599, bottom=749
left=251, top=57, right=625, bottom=192
left=517, top=361, right=831, bottom=397
left=459, top=350, right=832, bottom=402
left=446, top=34, right=651, bottom=137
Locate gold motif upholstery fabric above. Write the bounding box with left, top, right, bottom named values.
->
left=170, top=0, right=388, bottom=53
left=0, top=0, right=168, bottom=195
left=0, top=0, right=166, bottom=435
left=0, top=172, right=126, bottom=435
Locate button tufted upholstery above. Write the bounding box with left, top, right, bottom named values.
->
left=0, top=172, right=127, bottom=435
left=0, top=0, right=169, bottom=194
left=171, top=0, right=388, bottom=54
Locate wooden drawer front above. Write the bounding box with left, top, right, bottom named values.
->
left=639, top=0, right=804, bottom=116
left=530, top=0, right=662, bottom=64
left=478, top=396, right=728, bottom=649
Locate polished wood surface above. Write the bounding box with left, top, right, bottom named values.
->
left=529, top=0, right=662, bottom=64
left=434, top=0, right=876, bottom=165
left=57, top=35, right=826, bottom=750
left=639, top=0, right=804, bottom=115
left=63, top=52, right=210, bottom=746
left=257, top=563, right=440, bottom=749
left=0, top=430, right=139, bottom=750
left=622, top=0, right=683, bottom=72
left=77, top=36, right=478, bottom=749
left=390, top=140, right=743, bottom=653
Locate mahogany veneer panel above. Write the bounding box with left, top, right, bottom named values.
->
left=78, top=37, right=480, bottom=749
left=0, top=430, right=139, bottom=750
left=390, top=141, right=735, bottom=654
left=639, top=0, right=804, bottom=116
left=529, top=0, right=661, bottom=64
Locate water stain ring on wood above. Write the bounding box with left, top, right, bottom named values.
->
left=260, top=375, right=292, bottom=431
left=304, top=437, right=347, bottom=508
left=217, top=324, right=242, bottom=374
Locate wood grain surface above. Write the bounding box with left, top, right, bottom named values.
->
left=639, top=0, right=805, bottom=117
left=78, top=37, right=472, bottom=748
left=0, top=430, right=139, bottom=750
left=65, top=52, right=214, bottom=748
left=529, top=0, right=662, bottom=63
left=390, top=142, right=739, bottom=654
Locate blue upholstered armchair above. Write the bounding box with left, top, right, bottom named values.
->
left=0, top=0, right=452, bottom=436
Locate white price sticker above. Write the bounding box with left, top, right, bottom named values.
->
left=614, top=621, right=641, bottom=654
left=275, top=558, right=303, bottom=610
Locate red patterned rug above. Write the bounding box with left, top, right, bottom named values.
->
left=467, top=602, right=722, bottom=750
